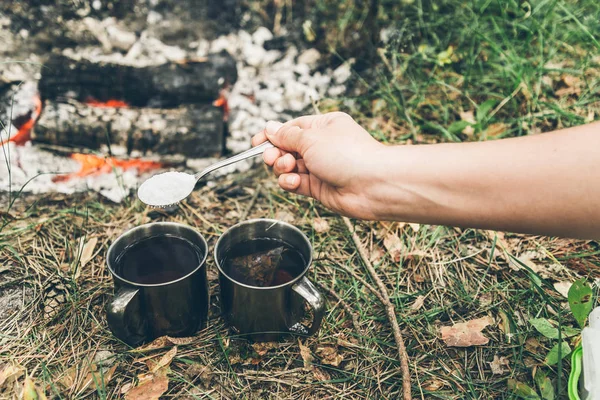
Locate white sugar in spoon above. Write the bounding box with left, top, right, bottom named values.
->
left=138, top=141, right=274, bottom=207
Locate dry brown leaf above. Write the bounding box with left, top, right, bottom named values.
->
left=147, top=347, right=177, bottom=373
left=136, top=336, right=190, bottom=352
left=411, top=295, right=425, bottom=311
left=185, top=364, right=213, bottom=386
left=79, top=237, right=98, bottom=268
left=369, top=245, right=385, bottom=265
left=312, top=218, right=330, bottom=233
left=484, top=123, right=508, bottom=139
left=23, top=377, right=47, bottom=400
left=275, top=210, right=295, bottom=223
left=124, top=375, right=169, bottom=400
left=408, top=223, right=420, bottom=232
left=298, top=340, right=313, bottom=370
left=77, top=365, right=117, bottom=394
left=120, top=382, right=133, bottom=395
left=252, top=342, right=278, bottom=357
left=0, top=364, right=24, bottom=388
left=423, top=379, right=445, bottom=391
left=554, top=281, right=572, bottom=298
left=440, top=316, right=493, bottom=347
left=489, top=355, right=510, bottom=375
left=383, top=232, right=403, bottom=262
left=316, top=346, right=343, bottom=367
left=525, top=337, right=541, bottom=353
left=555, top=74, right=582, bottom=97
left=312, top=367, right=331, bottom=381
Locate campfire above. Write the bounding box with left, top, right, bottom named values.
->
left=0, top=5, right=350, bottom=203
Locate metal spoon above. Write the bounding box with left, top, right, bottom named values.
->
left=137, top=141, right=274, bottom=208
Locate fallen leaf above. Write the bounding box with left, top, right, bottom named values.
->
left=275, top=210, right=295, bottom=223
left=79, top=237, right=98, bottom=268
left=165, top=336, right=195, bottom=345
left=369, top=246, right=385, bottom=265
left=124, top=375, right=169, bottom=400
left=411, top=295, right=426, bottom=311
left=484, top=123, right=508, bottom=139
left=252, top=342, right=278, bottom=357
left=555, top=74, right=582, bottom=97
left=185, top=364, right=212, bottom=386
left=489, top=355, right=510, bottom=375
left=508, top=379, right=540, bottom=399
left=312, top=368, right=331, bottom=381
left=440, top=316, right=493, bottom=347
left=147, top=347, right=177, bottom=373
left=136, top=336, right=191, bottom=351
left=408, top=223, right=420, bottom=232
left=383, top=232, right=403, bottom=262
left=298, top=340, right=313, bottom=370
left=316, top=346, right=343, bottom=367
left=525, top=337, right=541, bottom=353
left=423, top=379, right=445, bottom=391
left=23, top=377, right=47, bottom=400
left=0, top=364, right=24, bottom=387
left=120, top=382, right=133, bottom=395
left=312, top=218, right=330, bottom=233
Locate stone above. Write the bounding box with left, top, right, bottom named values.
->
left=104, top=20, right=137, bottom=51
left=147, top=10, right=163, bottom=24
left=328, top=84, right=346, bottom=97
left=297, top=48, right=321, bottom=69
left=94, top=350, right=116, bottom=367
left=333, top=59, right=354, bottom=84
left=252, top=27, right=274, bottom=46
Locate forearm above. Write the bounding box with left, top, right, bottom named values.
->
left=369, top=122, right=600, bottom=239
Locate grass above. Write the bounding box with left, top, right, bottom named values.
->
left=1, top=0, right=600, bottom=398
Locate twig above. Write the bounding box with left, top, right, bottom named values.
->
left=342, top=216, right=412, bottom=400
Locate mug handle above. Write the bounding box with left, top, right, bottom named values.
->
left=106, top=287, right=147, bottom=346
left=291, top=277, right=326, bottom=336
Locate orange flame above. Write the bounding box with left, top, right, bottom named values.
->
left=52, top=153, right=162, bottom=182
left=0, top=95, right=43, bottom=146
left=86, top=98, right=129, bottom=108
left=213, top=90, right=230, bottom=121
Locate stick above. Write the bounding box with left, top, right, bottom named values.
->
left=342, top=216, right=412, bottom=400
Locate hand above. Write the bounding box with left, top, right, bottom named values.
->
left=251, top=112, right=386, bottom=219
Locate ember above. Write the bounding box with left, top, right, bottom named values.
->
left=0, top=95, right=42, bottom=146
left=85, top=98, right=129, bottom=108
left=52, top=153, right=162, bottom=182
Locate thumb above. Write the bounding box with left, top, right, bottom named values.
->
left=265, top=120, right=312, bottom=154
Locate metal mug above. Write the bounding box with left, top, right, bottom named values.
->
left=214, top=218, right=325, bottom=342
left=105, top=222, right=209, bottom=346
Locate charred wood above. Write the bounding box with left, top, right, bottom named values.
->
left=33, top=100, right=224, bottom=158
left=38, top=51, right=237, bottom=107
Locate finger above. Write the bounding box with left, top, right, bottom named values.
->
left=279, top=173, right=312, bottom=198
left=273, top=153, right=297, bottom=176
left=251, top=131, right=267, bottom=147
left=263, top=147, right=284, bottom=166
left=266, top=123, right=314, bottom=154
left=295, top=158, right=308, bottom=174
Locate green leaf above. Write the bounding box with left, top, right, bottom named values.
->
left=568, top=278, right=593, bottom=328
left=529, top=318, right=580, bottom=339
left=448, top=120, right=472, bottom=135
left=530, top=318, right=559, bottom=339
left=476, top=99, right=497, bottom=122
left=534, top=369, right=555, bottom=400
left=508, top=379, right=541, bottom=399
left=545, top=341, right=571, bottom=365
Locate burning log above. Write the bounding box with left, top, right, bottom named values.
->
left=38, top=51, right=237, bottom=107
left=33, top=100, right=225, bottom=158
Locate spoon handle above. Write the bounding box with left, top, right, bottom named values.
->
left=194, top=141, right=274, bottom=180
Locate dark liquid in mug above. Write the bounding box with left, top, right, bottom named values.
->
left=115, top=235, right=202, bottom=285
left=221, top=238, right=306, bottom=287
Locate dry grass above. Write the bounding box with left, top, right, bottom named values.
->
left=1, top=166, right=598, bottom=399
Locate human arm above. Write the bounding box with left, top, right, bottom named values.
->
left=252, top=113, right=600, bottom=239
